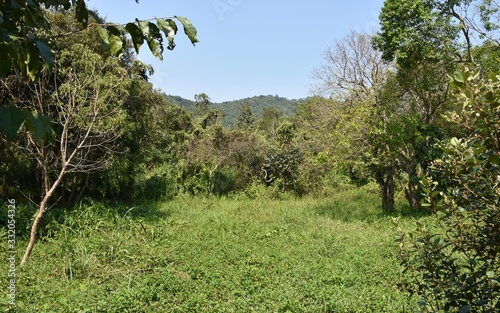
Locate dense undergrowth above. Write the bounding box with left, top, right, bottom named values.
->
left=1, top=188, right=424, bottom=312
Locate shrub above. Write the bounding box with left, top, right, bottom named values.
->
left=397, top=70, right=500, bottom=312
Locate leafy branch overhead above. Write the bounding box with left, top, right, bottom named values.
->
left=0, top=0, right=198, bottom=142
left=98, top=15, right=199, bottom=60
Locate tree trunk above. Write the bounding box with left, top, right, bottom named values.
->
left=396, top=164, right=422, bottom=210
left=376, top=165, right=396, bottom=213
left=20, top=201, right=47, bottom=266
left=387, top=166, right=395, bottom=212
left=21, top=166, right=67, bottom=266
left=400, top=178, right=420, bottom=210
left=75, top=173, right=91, bottom=204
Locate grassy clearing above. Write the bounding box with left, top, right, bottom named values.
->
left=2, top=189, right=419, bottom=312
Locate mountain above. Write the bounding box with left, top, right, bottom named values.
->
left=164, top=94, right=305, bottom=127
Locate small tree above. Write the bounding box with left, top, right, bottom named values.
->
left=262, top=121, right=303, bottom=192
left=257, top=107, right=283, bottom=139
left=237, top=101, right=255, bottom=129
left=194, top=93, right=224, bottom=130
left=18, top=44, right=131, bottom=265
left=398, top=69, right=500, bottom=312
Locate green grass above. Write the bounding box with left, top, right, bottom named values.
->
left=1, top=189, right=419, bottom=312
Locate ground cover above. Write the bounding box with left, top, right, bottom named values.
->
left=1, top=189, right=419, bottom=312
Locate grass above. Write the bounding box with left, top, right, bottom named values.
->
left=1, top=189, right=420, bottom=312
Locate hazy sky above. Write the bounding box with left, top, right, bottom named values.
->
left=86, top=0, right=385, bottom=102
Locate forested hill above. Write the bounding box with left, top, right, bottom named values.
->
left=164, top=94, right=304, bottom=126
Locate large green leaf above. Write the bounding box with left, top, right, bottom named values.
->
left=88, top=9, right=104, bottom=24
left=138, top=21, right=163, bottom=59
left=0, top=106, right=25, bottom=140
left=75, top=0, right=88, bottom=28
left=488, top=153, right=500, bottom=165
left=24, top=109, right=53, bottom=143
left=106, top=26, right=124, bottom=57
left=459, top=305, right=471, bottom=313
left=25, top=43, right=40, bottom=81
left=97, top=26, right=109, bottom=50
left=125, top=23, right=144, bottom=53
left=0, top=44, right=12, bottom=76
left=35, top=39, right=54, bottom=70
left=108, top=33, right=124, bottom=57
left=451, top=71, right=465, bottom=88
left=156, top=18, right=177, bottom=50
left=175, top=16, right=199, bottom=45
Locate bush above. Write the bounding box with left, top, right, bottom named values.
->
left=397, top=70, right=500, bottom=312
left=134, top=163, right=180, bottom=201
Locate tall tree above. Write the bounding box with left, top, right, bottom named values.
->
left=263, top=121, right=303, bottom=192
left=257, top=107, right=283, bottom=139
left=372, top=0, right=460, bottom=125
left=311, top=30, right=398, bottom=212
left=373, top=0, right=500, bottom=210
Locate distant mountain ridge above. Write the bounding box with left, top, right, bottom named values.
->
left=164, top=94, right=305, bottom=127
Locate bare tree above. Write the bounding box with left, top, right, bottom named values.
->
left=19, top=44, right=130, bottom=265
left=310, top=30, right=399, bottom=212
left=310, top=30, right=394, bottom=104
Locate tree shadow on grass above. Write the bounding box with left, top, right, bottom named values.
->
left=35, top=199, right=172, bottom=239
left=312, top=192, right=380, bottom=223
left=113, top=200, right=172, bottom=221
left=313, top=191, right=434, bottom=223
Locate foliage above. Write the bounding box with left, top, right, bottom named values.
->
left=373, top=0, right=460, bottom=66
left=184, top=125, right=267, bottom=196
left=0, top=0, right=198, bottom=142
left=311, top=30, right=393, bottom=101
left=263, top=148, right=303, bottom=192
left=236, top=101, right=255, bottom=129
left=398, top=69, right=500, bottom=312
left=472, top=40, right=500, bottom=74
left=0, top=0, right=198, bottom=78
left=262, top=121, right=303, bottom=193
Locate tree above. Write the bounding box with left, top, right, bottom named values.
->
left=263, top=121, right=303, bottom=192
left=185, top=124, right=266, bottom=196
left=294, top=96, right=339, bottom=164
left=9, top=42, right=132, bottom=265
left=311, top=30, right=392, bottom=103
left=398, top=69, right=500, bottom=312
left=372, top=0, right=463, bottom=127
left=374, top=0, right=500, bottom=66
left=194, top=93, right=225, bottom=130
left=90, top=79, right=194, bottom=202
left=372, top=0, right=500, bottom=123
left=311, top=30, right=398, bottom=211
left=0, top=0, right=198, bottom=142
left=257, top=107, right=283, bottom=139
left=293, top=97, right=343, bottom=193
left=236, top=101, right=256, bottom=129
left=373, top=0, right=500, bottom=211
left=194, top=93, right=211, bottom=117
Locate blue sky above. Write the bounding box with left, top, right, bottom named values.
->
left=86, top=0, right=385, bottom=102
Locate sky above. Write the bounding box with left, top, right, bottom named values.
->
left=86, top=0, right=385, bottom=103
